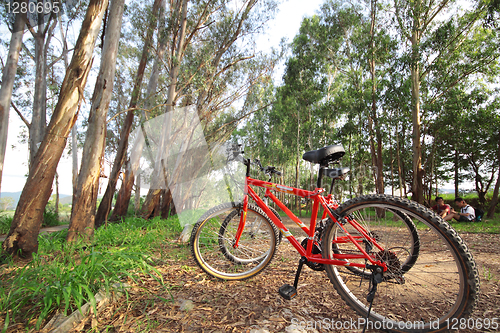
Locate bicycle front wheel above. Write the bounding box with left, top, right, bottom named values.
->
left=322, top=194, right=479, bottom=333
left=190, top=203, right=277, bottom=280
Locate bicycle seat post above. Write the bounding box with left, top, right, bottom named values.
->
left=317, top=163, right=327, bottom=189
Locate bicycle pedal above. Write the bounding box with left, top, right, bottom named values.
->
left=279, top=284, right=297, bottom=300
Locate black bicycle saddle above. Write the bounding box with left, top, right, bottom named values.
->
left=302, top=145, right=345, bottom=165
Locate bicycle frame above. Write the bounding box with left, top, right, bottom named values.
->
left=235, top=175, right=387, bottom=271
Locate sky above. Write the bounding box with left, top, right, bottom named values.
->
left=1, top=0, right=325, bottom=196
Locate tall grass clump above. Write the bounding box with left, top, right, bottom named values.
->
left=0, top=214, right=13, bottom=235
left=0, top=215, right=182, bottom=331
left=43, top=208, right=62, bottom=227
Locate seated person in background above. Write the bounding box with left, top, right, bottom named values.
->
left=444, top=197, right=475, bottom=222
left=431, top=196, right=451, bottom=218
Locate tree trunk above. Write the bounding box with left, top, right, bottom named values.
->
left=111, top=144, right=141, bottom=219
left=0, top=3, right=27, bottom=195
left=390, top=145, right=394, bottom=197
left=370, top=0, right=383, bottom=195
left=135, top=173, right=141, bottom=214
left=2, top=0, right=108, bottom=258
left=111, top=0, right=167, bottom=220
left=95, top=0, right=163, bottom=227
left=161, top=188, right=172, bottom=219
left=55, top=172, right=59, bottom=217
left=349, top=132, right=353, bottom=197
left=68, top=0, right=125, bottom=242
left=30, top=30, right=47, bottom=166
left=295, top=107, right=300, bottom=215
left=454, top=149, right=459, bottom=197
left=141, top=189, right=162, bottom=219
left=59, top=14, right=79, bottom=192
left=396, top=130, right=403, bottom=197
left=28, top=13, right=58, bottom=167
left=410, top=27, right=423, bottom=204
left=71, top=126, right=78, bottom=191
left=487, top=131, right=500, bottom=218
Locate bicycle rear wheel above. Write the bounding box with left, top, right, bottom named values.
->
left=190, top=203, right=277, bottom=280
left=322, top=194, right=479, bottom=333
left=331, top=208, right=420, bottom=278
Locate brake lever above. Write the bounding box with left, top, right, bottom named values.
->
left=254, top=159, right=265, bottom=171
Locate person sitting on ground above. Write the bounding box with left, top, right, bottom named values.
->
left=431, top=196, right=451, bottom=218
left=444, top=197, right=475, bottom=222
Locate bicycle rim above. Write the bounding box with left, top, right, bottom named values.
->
left=331, top=208, right=420, bottom=278
left=191, top=203, right=277, bottom=280
left=323, top=194, right=479, bottom=333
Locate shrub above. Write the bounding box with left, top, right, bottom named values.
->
left=0, top=214, right=13, bottom=234
left=43, top=208, right=61, bottom=227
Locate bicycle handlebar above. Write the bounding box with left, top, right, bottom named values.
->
left=228, top=144, right=282, bottom=177
left=254, top=159, right=282, bottom=177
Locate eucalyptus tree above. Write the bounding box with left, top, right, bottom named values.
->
left=380, top=58, right=413, bottom=197
left=0, top=0, right=27, bottom=195
left=488, top=124, right=500, bottom=218
left=462, top=105, right=500, bottom=205
left=131, top=0, right=280, bottom=219
left=430, top=81, right=500, bottom=205
left=110, top=0, right=169, bottom=220
left=393, top=0, right=500, bottom=203
left=451, top=91, right=500, bottom=205
left=26, top=1, right=60, bottom=167
left=248, top=0, right=398, bottom=203
left=94, top=0, right=164, bottom=226
left=68, top=0, right=126, bottom=242
left=139, top=0, right=188, bottom=219
left=2, top=0, right=109, bottom=257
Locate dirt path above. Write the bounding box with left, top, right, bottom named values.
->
left=0, top=225, right=69, bottom=242
left=69, top=217, right=500, bottom=332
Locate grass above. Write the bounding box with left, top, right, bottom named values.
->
left=0, top=215, right=183, bottom=331
left=0, top=215, right=11, bottom=235
left=440, top=192, right=479, bottom=201
left=447, top=218, right=500, bottom=234
left=0, top=209, right=66, bottom=235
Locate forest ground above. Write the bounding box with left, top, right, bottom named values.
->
left=67, top=216, right=500, bottom=333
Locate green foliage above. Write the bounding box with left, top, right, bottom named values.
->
left=234, top=0, right=500, bottom=207
left=0, top=216, right=182, bottom=330
left=0, top=214, right=12, bottom=235
left=42, top=208, right=61, bottom=228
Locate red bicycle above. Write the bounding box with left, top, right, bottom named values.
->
left=190, top=145, right=479, bottom=332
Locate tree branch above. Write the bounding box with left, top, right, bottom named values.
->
left=428, top=54, right=500, bottom=104
left=11, top=101, right=31, bottom=129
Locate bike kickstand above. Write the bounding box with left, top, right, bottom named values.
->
left=362, top=266, right=383, bottom=333
left=278, top=256, right=307, bottom=300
